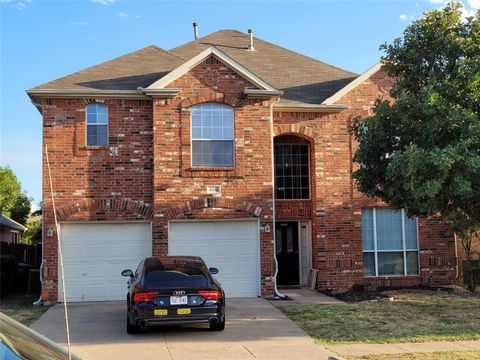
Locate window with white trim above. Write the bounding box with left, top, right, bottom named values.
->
left=191, top=103, right=234, bottom=167
left=362, top=208, right=419, bottom=276
left=86, top=103, right=108, bottom=146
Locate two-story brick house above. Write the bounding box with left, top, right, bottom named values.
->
left=28, top=28, right=457, bottom=302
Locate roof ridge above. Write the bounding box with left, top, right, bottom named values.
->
left=150, top=45, right=188, bottom=61
left=253, top=35, right=358, bottom=77
left=29, top=45, right=177, bottom=91
left=169, top=29, right=247, bottom=52
left=171, top=29, right=358, bottom=78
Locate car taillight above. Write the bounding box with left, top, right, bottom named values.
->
left=199, top=290, right=222, bottom=300
left=133, top=292, right=159, bottom=302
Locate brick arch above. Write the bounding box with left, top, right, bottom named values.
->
left=56, top=198, right=153, bottom=221
left=178, top=91, right=242, bottom=110
left=160, top=196, right=262, bottom=219
left=273, top=124, right=320, bottom=142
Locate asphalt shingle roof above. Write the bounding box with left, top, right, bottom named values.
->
left=31, top=29, right=358, bottom=106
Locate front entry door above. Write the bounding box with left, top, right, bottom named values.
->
left=275, top=222, right=299, bottom=285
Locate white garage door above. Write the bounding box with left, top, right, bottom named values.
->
left=168, top=220, right=260, bottom=298
left=59, top=222, right=152, bottom=302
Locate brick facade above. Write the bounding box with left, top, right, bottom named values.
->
left=40, top=59, right=456, bottom=302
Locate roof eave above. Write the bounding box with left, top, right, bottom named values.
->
left=244, top=88, right=283, bottom=99
left=273, top=103, right=348, bottom=113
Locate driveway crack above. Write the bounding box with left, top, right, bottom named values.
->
left=163, top=332, right=174, bottom=360
left=243, top=345, right=256, bottom=358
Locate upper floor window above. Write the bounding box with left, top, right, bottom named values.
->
left=274, top=144, right=310, bottom=199
left=86, top=103, right=108, bottom=147
left=362, top=208, right=419, bottom=277
left=191, top=103, right=234, bottom=167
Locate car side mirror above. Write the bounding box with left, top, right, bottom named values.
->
left=209, top=267, right=219, bottom=275
left=121, top=269, right=133, bottom=277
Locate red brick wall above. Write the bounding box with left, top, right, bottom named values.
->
left=41, top=98, right=154, bottom=301
left=151, top=56, right=276, bottom=294
left=272, top=69, right=456, bottom=291
left=40, top=63, right=456, bottom=301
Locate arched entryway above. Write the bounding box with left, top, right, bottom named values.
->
left=274, top=134, right=314, bottom=286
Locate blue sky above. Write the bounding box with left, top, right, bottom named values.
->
left=0, top=0, right=476, bottom=206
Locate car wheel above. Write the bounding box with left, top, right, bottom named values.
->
left=126, top=314, right=140, bottom=334
left=210, top=318, right=225, bottom=331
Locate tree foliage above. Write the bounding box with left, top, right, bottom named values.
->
left=0, top=166, right=31, bottom=225
left=351, top=2, right=480, bottom=256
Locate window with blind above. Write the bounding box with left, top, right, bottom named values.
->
left=86, top=103, right=108, bottom=147
left=362, top=208, right=419, bottom=276
left=191, top=103, right=234, bottom=167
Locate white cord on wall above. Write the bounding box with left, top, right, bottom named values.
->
left=45, top=144, right=72, bottom=359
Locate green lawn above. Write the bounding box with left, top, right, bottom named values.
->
left=0, top=293, right=50, bottom=326
left=350, top=351, right=480, bottom=360
left=279, top=291, right=480, bottom=344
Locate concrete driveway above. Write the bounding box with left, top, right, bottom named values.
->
left=31, top=298, right=339, bottom=360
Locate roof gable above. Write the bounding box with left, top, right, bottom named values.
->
left=322, top=63, right=382, bottom=105
left=146, top=46, right=278, bottom=92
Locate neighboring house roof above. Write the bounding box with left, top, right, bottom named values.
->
left=28, top=29, right=358, bottom=107
left=0, top=215, right=27, bottom=232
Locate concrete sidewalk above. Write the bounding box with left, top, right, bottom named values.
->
left=327, top=340, right=480, bottom=357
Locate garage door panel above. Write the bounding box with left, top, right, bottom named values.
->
left=59, top=222, right=151, bottom=302
left=169, top=220, right=259, bottom=298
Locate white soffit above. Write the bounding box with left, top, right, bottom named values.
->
left=322, top=62, right=383, bottom=105
left=146, top=46, right=278, bottom=92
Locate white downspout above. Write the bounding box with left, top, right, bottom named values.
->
left=270, top=99, right=287, bottom=299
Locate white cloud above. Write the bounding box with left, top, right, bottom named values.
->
left=400, top=13, right=408, bottom=21
left=117, top=11, right=128, bottom=17
left=467, top=0, right=480, bottom=9
left=16, top=1, right=26, bottom=9
left=92, top=0, right=115, bottom=4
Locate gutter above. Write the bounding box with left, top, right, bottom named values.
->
left=273, top=103, right=348, bottom=113
left=270, top=98, right=288, bottom=300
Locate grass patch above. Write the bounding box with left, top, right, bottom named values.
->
left=279, top=291, right=480, bottom=344
left=349, top=351, right=480, bottom=360
left=0, top=293, right=50, bottom=326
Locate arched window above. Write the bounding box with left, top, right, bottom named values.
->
left=191, top=103, right=234, bottom=167
left=86, top=103, right=108, bottom=146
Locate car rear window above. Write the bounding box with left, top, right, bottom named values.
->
left=143, top=259, right=210, bottom=289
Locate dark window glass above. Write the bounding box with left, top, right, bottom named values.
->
left=274, top=144, right=310, bottom=199
left=144, top=260, right=209, bottom=288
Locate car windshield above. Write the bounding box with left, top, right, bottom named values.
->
left=144, top=259, right=210, bottom=289
left=0, top=313, right=80, bottom=360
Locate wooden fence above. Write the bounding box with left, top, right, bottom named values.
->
left=1, top=242, right=42, bottom=268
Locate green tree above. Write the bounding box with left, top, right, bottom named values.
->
left=0, top=167, right=31, bottom=225
left=351, top=3, right=480, bottom=263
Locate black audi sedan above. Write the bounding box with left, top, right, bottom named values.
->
left=121, top=256, right=225, bottom=334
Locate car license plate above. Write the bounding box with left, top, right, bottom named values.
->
left=154, top=309, right=168, bottom=316
left=170, top=296, right=188, bottom=305
left=177, top=308, right=191, bottom=315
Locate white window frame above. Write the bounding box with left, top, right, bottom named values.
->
left=190, top=103, right=235, bottom=168
left=363, top=208, right=420, bottom=277
left=85, top=103, right=109, bottom=147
